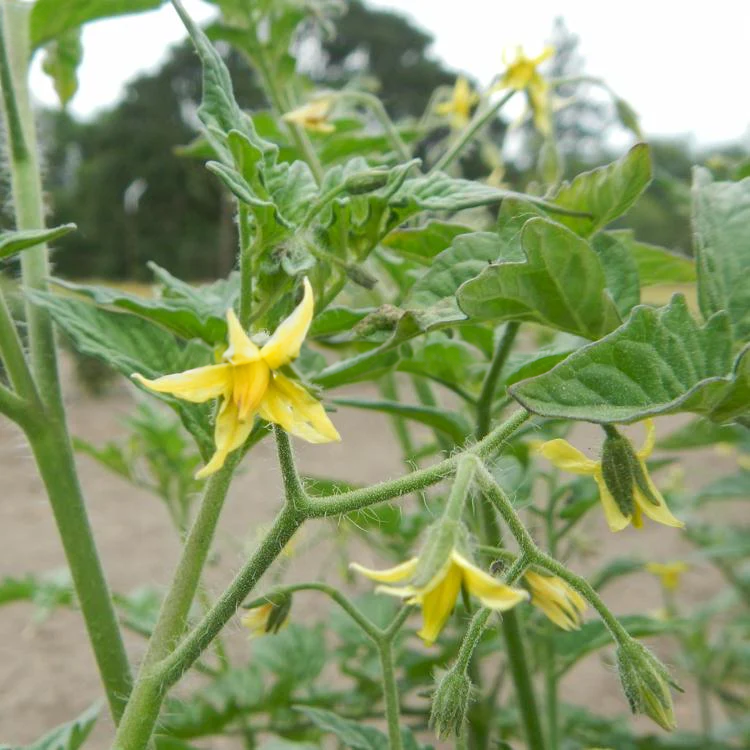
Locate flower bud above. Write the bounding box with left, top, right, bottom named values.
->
left=616, top=641, right=681, bottom=731
left=345, top=264, right=378, bottom=289
left=430, top=667, right=475, bottom=738
left=601, top=426, right=659, bottom=519
left=241, top=592, right=292, bottom=637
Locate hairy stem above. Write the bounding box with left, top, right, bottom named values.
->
left=306, top=408, right=530, bottom=517
left=379, top=638, right=404, bottom=750
left=1, top=1, right=132, bottom=722
left=475, top=322, right=520, bottom=440
left=432, top=90, right=514, bottom=173
left=28, top=421, right=133, bottom=722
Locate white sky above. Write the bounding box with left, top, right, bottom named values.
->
left=29, top=0, right=750, bottom=147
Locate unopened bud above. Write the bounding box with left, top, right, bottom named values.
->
left=616, top=641, right=681, bottom=731
left=345, top=264, right=378, bottom=289
left=430, top=667, right=474, bottom=738
left=601, top=426, right=658, bottom=519
left=241, top=592, right=292, bottom=637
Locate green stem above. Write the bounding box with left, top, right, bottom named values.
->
left=475, top=322, right=520, bottom=440
left=305, top=408, right=530, bottom=517
left=1, top=1, right=132, bottom=723
left=501, top=608, right=546, bottom=750
left=114, top=500, right=303, bottom=749
left=27, top=421, right=133, bottom=722
left=380, top=374, right=417, bottom=464
left=379, top=638, right=404, bottom=750
left=431, top=91, right=514, bottom=173
left=254, top=46, right=323, bottom=183
left=534, top=552, right=630, bottom=644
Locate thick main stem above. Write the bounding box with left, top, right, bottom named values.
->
left=113, top=503, right=303, bottom=749
left=1, top=1, right=132, bottom=723
left=28, top=422, right=133, bottom=722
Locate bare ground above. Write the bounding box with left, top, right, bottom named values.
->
left=0, top=356, right=743, bottom=746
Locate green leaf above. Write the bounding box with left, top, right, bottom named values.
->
left=693, top=168, right=750, bottom=342
left=309, top=307, right=373, bottom=338
left=0, top=224, right=76, bottom=260
left=698, top=471, right=750, bottom=503
left=28, top=291, right=215, bottom=455
left=332, top=397, right=471, bottom=444
left=113, top=586, right=162, bottom=637
left=391, top=171, right=581, bottom=216
left=657, top=417, right=747, bottom=450
left=73, top=436, right=133, bottom=481
left=252, top=624, right=326, bottom=686
left=591, top=232, right=640, bottom=317
left=382, top=221, right=472, bottom=263
left=503, top=343, right=579, bottom=388
left=53, top=265, right=238, bottom=345
left=457, top=218, right=622, bottom=339
left=406, top=232, right=507, bottom=312
left=616, top=232, right=696, bottom=286
left=22, top=702, right=100, bottom=750
left=161, top=664, right=265, bottom=738
left=30, top=0, right=165, bottom=48
left=509, top=295, right=749, bottom=424
left=551, top=143, right=653, bottom=236
left=0, top=570, right=74, bottom=616
left=588, top=557, right=645, bottom=591
left=40, top=29, right=83, bottom=107
left=296, top=707, right=389, bottom=750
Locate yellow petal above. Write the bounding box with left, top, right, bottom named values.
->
left=282, top=100, right=332, bottom=130
left=525, top=571, right=585, bottom=630
left=528, top=77, right=552, bottom=136
left=417, top=562, right=462, bottom=646
left=132, top=364, right=231, bottom=403
left=593, top=471, right=631, bottom=532
left=224, top=309, right=261, bottom=365
left=260, top=373, right=340, bottom=444
left=260, top=278, right=314, bottom=369
left=453, top=552, right=529, bottom=610
left=231, top=361, right=271, bottom=420
left=634, top=462, right=685, bottom=529
left=637, top=419, right=656, bottom=459
left=196, top=399, right=254, bottom=479
left=349, top=557, right=419, bottom=583
left=537, top=439, right=598, bottom=475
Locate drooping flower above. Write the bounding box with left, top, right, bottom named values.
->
left=435, top=76, right=479, bottom=129
left=646, top=562, right=688, bottom=592
left=351, top=547, right=528, bottom=646
left=536, top=420, right=684, bottom=532
left=241, top=593, right=292, bottom=637
left=524, top=570, right=586, bottom=630
left=282, top=98, right=335, bottom=133
left=493, top=45, right=554, bottom=135
left=133, top=278, right=340, bottom=479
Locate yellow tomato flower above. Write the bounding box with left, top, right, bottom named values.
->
left=133, top=278, right=340, bottom=479
left=282, top=98, right=335, bottom=133
left=241, top=603, right=276, bottom=637
left=435, top=76, right=479, bottom=129
left=493, top=45, right=554, bottom=136
left=646, top=562, right=688, bottom=592
left=351, top=551, right=528, bottom=646
left=536, top=420, right=684, bottom=532
left=524, top=570, right=586, bottom=630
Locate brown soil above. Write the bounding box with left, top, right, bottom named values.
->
left=0, top=356, right=743, bottom=747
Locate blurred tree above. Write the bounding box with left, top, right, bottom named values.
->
left=41, top=1, right=461, bottom=281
